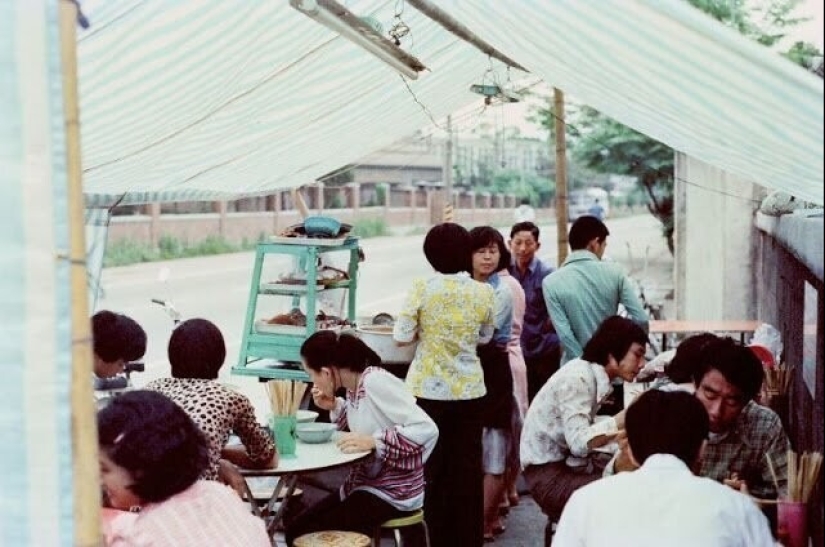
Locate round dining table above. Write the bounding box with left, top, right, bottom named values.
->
left=240, top=438, right=371, bottom=539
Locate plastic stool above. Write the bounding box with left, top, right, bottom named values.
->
left=374, top=510, right=430, bottom=547
left=294, top=531, right=371, bottom=547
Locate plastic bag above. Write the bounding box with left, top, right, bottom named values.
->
left=749, top=323, right=782, bottom=367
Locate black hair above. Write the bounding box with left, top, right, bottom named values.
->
left=168, top=318, right=226, bottom=379
left=626, top=389, right=709, bottom=466
left=510, top=221, right=540, bottom=241
left=300, top=330, right=381, bottom=373
left=98, top=390, right=209, bottom=503
left=469, top=226, right=512, bottom=272
left=519, top=198, right=531, bottom=205
left=692, top=336, right=764, bottom=402
left=423, top=222, right=472, bottom=274
left=568, top=216, right=609, bottom=250
left=581, top=316, right=648, bottom=366
left=665, top=332, right=718, bottom=384
left=92, top=310, right=147, bottom=363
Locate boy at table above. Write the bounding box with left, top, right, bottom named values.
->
left=611, top=336, right=789, bottom=501
left=555, top=389, right=774, bottom=546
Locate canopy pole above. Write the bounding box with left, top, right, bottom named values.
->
left=442, top=115, right=454, bottom=222
left=59, top=1, right=101, bottom=545
left=553, top=88, right=569, bottom=264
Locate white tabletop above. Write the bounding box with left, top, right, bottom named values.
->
left=240, top=438, right=370, bottom=477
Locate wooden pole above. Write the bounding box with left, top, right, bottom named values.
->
left=442, top=115, right=454, bottom=222
left=59, top=2, right=102, bottom=545
left=291, top=186, right=310, bottom=219
left=553, top=88, right=569, bottom=264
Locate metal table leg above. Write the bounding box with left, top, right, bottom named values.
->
left=264, top=474, right=300, bottom=538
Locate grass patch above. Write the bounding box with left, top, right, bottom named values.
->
left=351, top=218, right=389, bottom=238
left=104, top=234, right=264, bottom=267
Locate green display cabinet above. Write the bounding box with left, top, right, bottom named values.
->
left=232, top=236, right=360, bottom=382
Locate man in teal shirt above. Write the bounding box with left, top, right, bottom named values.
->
left=542, top=216, right=649, bottom=365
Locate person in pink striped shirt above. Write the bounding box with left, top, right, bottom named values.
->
left=98, top=390, right=269, bottom=547
left=285, top=331, right=439, bottom=545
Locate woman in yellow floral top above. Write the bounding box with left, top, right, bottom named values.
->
left=393, top=222, right=495, bottom=547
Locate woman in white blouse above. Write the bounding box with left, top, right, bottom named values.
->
left=285, top=331, right=439, bottom=545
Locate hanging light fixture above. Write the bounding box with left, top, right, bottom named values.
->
left=469, top=84, right=521, bottom=105
left=290, top=0, right=427, bottom=80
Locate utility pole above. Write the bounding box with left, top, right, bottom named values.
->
left=443, top=115, right=454, bottom=222
left=553, top=88, right=569, bottom=264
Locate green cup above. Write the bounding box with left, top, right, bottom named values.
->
left=269, top=414, right=297, bottom=458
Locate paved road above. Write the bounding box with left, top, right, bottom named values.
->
left=98, top=213, right=671, bottom=546
left=99, top=214, right=671, bottom=418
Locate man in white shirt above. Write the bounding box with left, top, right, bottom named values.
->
left=513, top=199, right=536, bottom=223
left=554, top=389, right=775, bottom=547
left=520, top=316, right=648, bottom=530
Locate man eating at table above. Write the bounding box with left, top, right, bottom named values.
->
left=554, top=389, right=775, bottom=546
left=520, top=316, right=648, bottom=541
left=612, top=336, right=789, bottom=501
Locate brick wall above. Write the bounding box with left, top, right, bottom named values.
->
left=106, top=205, right=533, bottom=246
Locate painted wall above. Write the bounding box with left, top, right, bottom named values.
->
left=674, top=153, right=765, bottom=320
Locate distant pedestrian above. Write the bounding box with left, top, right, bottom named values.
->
left=587, top=199, right=605, bottom=221
left=514, top=199, right=536, bottom=223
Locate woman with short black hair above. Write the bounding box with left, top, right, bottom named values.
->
left=145, top=318, right=275, bottom=480
left=393, top=222, right=496, bottom=547
left=98, top=390, right=269, bottom=546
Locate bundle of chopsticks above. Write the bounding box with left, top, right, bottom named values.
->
left=265, top=380, right=307, bottom=416
left=785, top=450, right=823, bottom=503
left=763, top=362, right=793, bottom=395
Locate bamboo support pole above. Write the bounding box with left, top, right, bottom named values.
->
left=553, top=88, right=569, bottom=264
left=59, top=2, right=102, bottom=545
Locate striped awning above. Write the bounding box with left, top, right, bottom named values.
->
left=439, top=0, right=824, bottom=205
left=1, top=2, right=75, bottom=544
left=77, top=0, right=823, bottom=207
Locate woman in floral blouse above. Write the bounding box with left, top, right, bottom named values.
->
left=393, top=222, right=495, bottom=547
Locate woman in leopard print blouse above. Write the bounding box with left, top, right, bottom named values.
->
left=146, top=318, right=276, bottom=480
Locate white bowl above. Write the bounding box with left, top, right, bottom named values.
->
left=296, top=410, right=319, bottom=423
left=356, top=325, right=417, bottom=364
left=295, top=423, right=337, bottom=444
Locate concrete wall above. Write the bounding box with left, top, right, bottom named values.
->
left=754, top=211, right=824, bottom=546
left=107, top=205, right=522, bottom=246
left=674, top=153, right=765, bottom=320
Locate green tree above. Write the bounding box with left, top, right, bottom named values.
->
left=572, top=106, right=676, bottom=252
left=484, top=169, right=555, bottom=206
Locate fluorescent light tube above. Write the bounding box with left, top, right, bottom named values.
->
left=290, top=0, right=427, bottom=80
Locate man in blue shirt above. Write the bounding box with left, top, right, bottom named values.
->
left=508, top=221, right=561, bottom=402
left=587, top=199, right=605, bottom=221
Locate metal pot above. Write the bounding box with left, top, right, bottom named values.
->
left=356, top=325, right=417, bottom=364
